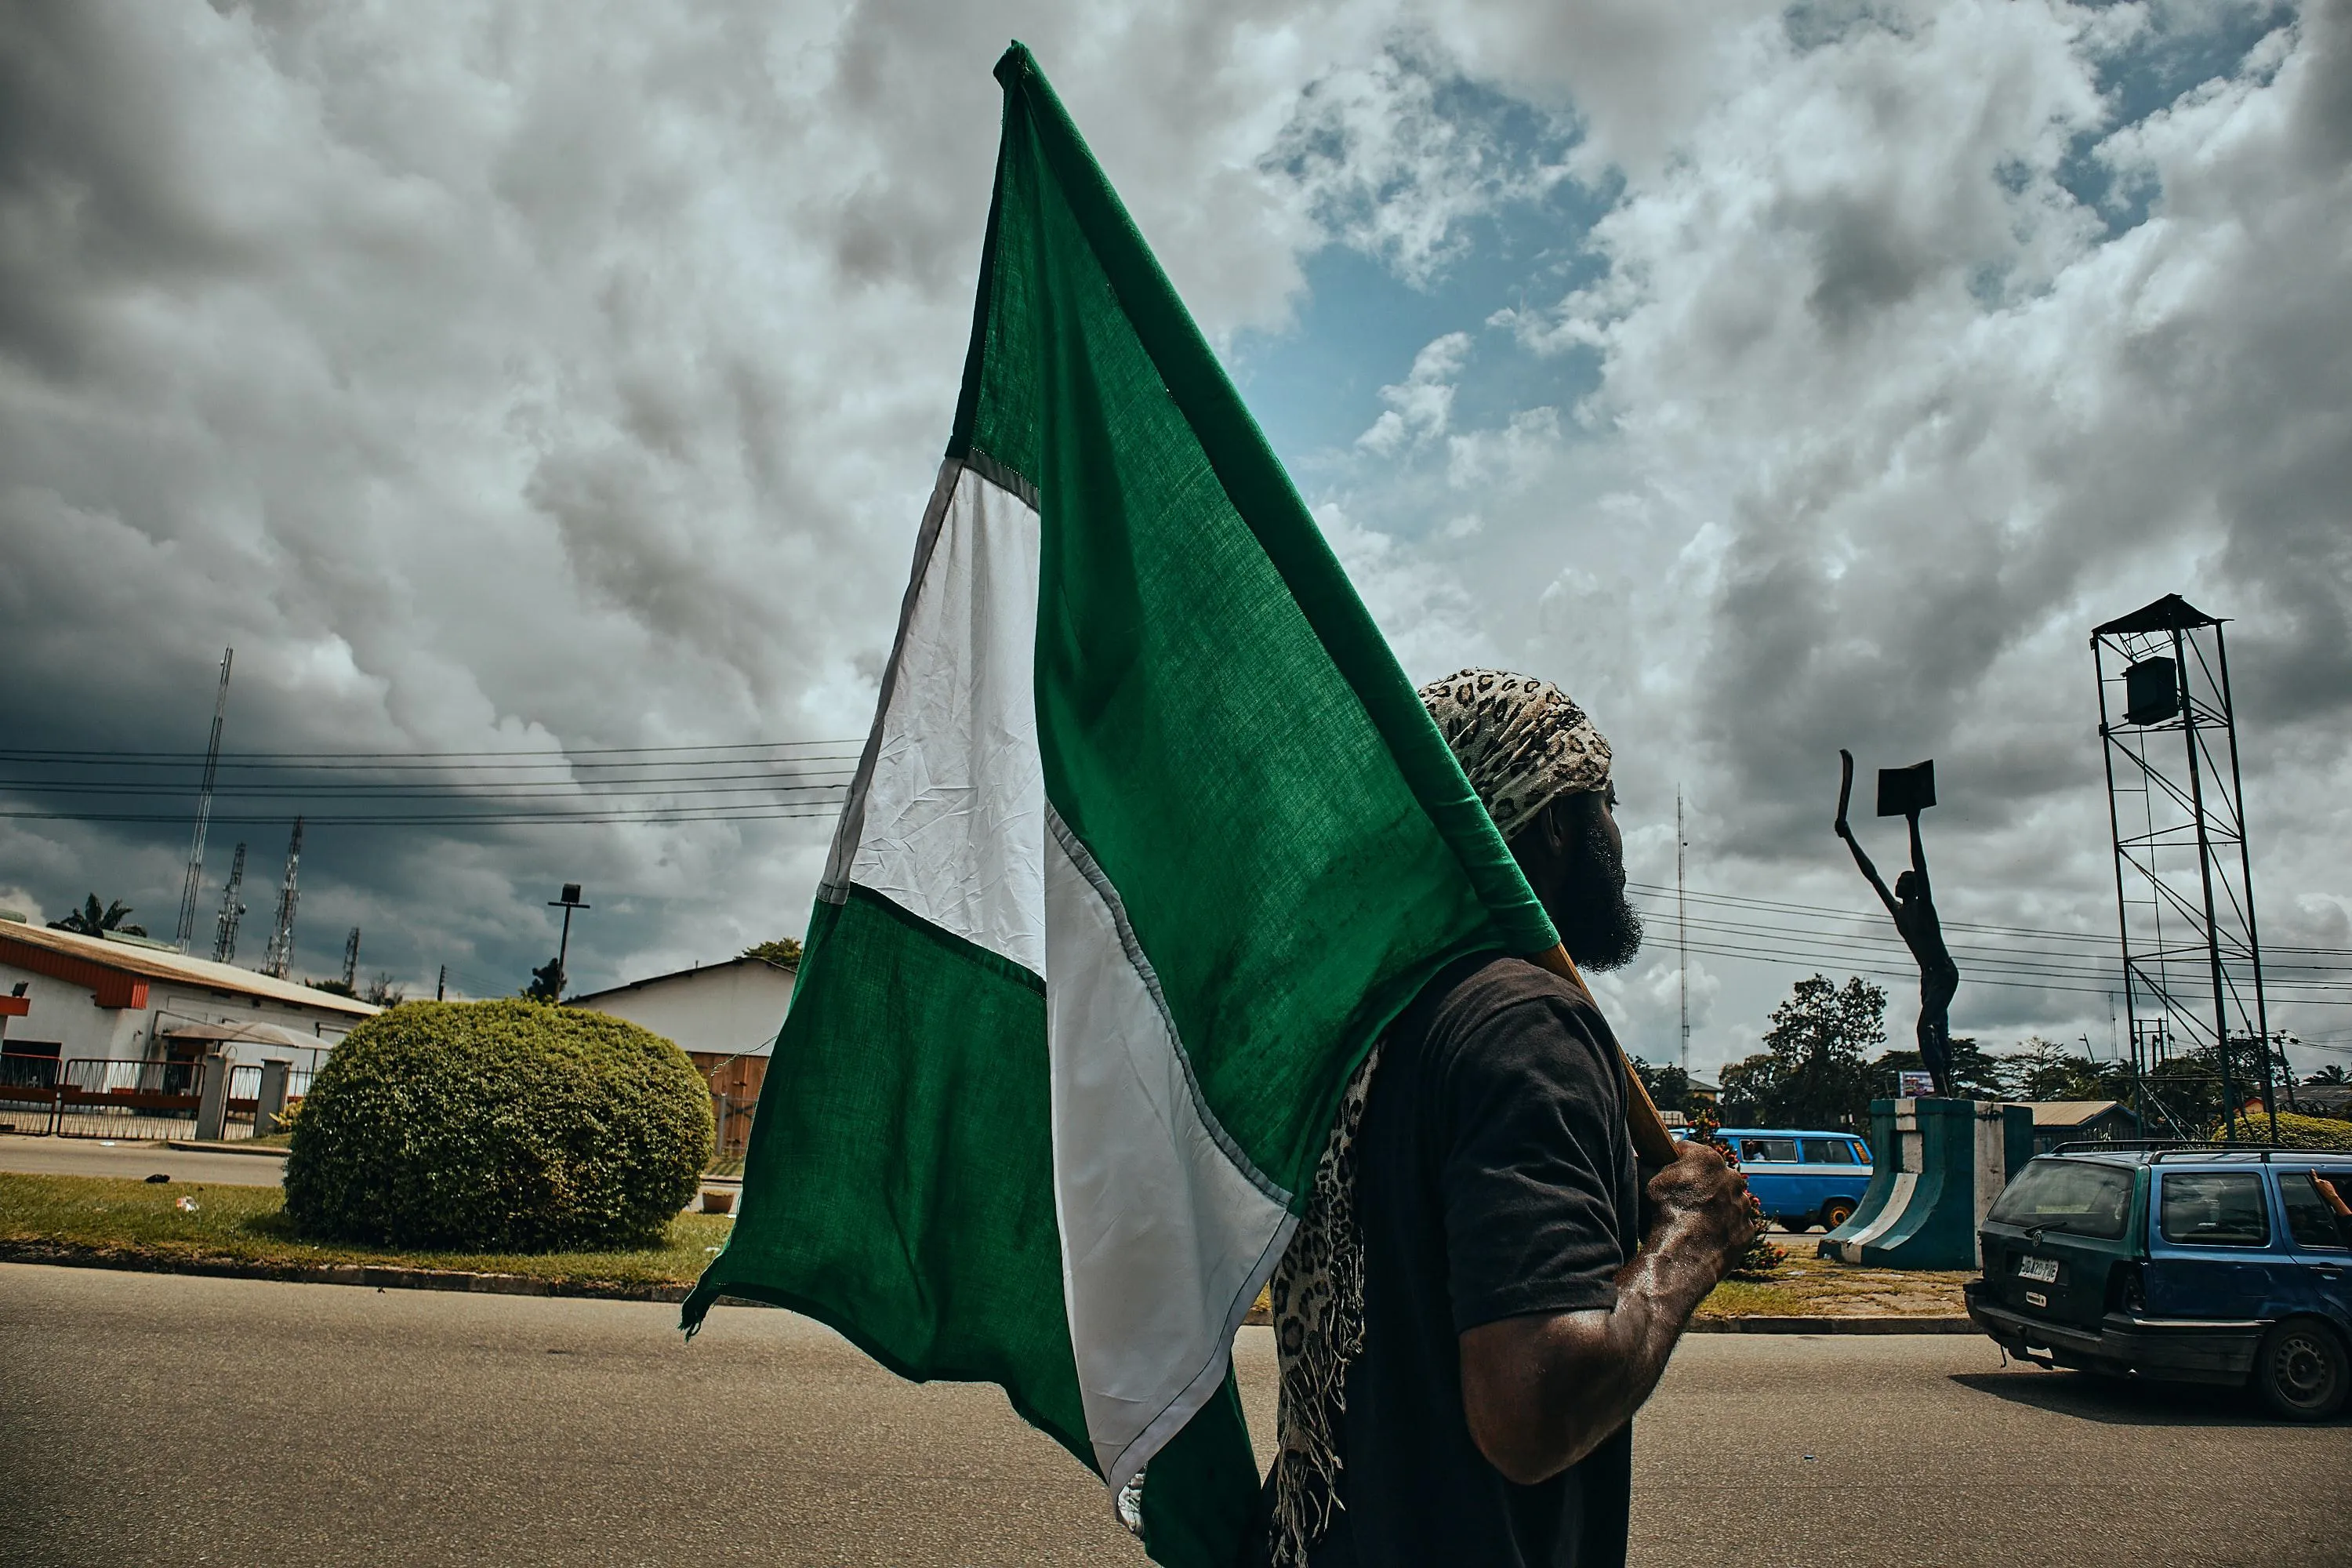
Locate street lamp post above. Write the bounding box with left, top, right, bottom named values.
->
left=548, top=884, right=590, bottom=1000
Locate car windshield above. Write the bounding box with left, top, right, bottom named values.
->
left=1986, top=1158, right=2134, bottom=1240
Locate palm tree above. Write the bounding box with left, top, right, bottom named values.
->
left=49, top=896, right=145, bottom=938
left=2308, top=1064, right=2349, bottom=1087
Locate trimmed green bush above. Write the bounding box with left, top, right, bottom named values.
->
left=2213, top=1110, right=2352, bottom=1151
left=285, top=1000, right=714, bottom=1251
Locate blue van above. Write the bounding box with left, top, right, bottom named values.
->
left=1713, top=1127, right=1875, bottom=1232
left=1965, top=1145, right=2351, bottom=1419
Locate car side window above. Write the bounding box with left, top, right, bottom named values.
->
left=2158, top=1171, right=2269, bottom=1248
left=1746, top=1138, right=1801, bottom=1163
left=2281, top=1170, right=2352, bottom=1250
left=1803, top=1138, right=1857, bottom=1164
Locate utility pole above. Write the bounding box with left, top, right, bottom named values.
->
left=211, top=842, right=249, bottom=964
left=174, top=648, right=234, bottom=953
left=263, top=817, right=304, bottom=980
left=341, top=927, right=361, bottom=990
left=1676, top=786, right=1690, bottom=1078
left=436, top=964, right=447, bottom=1002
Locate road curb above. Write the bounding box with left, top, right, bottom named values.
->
left=163, top=1141, right=292, bottom=1158
left=1687, top=1315, right=1974, bottom=1334
left=0, top=1246, right=1976, bottom=1334
left=0, top=1241, right=720, bottom=1305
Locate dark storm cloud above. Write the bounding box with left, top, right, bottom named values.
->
left=5, top=0, right=2343, bottom=1077
left=0, top=8, right=247, bottom=373
left=0, top=0, right=1377, bottom=995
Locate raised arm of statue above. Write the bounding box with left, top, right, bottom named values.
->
left=1836, top=750, right=1900, bottom=917
left=1907, top=811, right=1932, bottom=902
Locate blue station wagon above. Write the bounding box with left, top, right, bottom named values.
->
left=1712, top=1127, right=1875, bottom=1233
left=1965, top=1145, right=2352, bottom=1420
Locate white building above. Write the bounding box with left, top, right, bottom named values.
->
left=570, top=956, right=797, bottom=1063
left=0, top=915, right=376, bottom=1079
left=572, top=955, right=797, bottom=1156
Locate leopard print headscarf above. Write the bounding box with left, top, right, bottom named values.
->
left=1418, top=668, right=1612, bottom=841
left=1265, top=670, right=1610, bottom=1565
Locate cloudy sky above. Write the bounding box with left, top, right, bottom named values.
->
left=3, top=0, right=2346, bottom=1080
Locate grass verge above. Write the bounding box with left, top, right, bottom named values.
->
left=0, top=1172, right=731, bottom=1296
left=1697, top=1248, right=1970, bottom=1319
left=6, top=1172, right=1973, bottom=1318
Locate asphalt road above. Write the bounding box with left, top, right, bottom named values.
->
left=0, top=1265, right=2340, bottom=1566
left=0, top=1132, right=286, bottom=1186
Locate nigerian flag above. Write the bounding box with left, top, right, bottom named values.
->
left=683, top=42, right=1557, bottom=1566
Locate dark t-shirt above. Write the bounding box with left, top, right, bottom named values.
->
left=1257, top=953, right=1642, bottom=1568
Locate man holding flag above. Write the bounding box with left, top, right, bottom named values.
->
left=1254, top=670, right=1758, bottom=1566
left=685, top=42, right=1751, bottom=1568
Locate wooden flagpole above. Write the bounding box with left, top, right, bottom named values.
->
left=1526, top=943, right=1681, bottom=1168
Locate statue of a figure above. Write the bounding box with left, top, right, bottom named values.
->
left=1835, top=750, right=1960, bottom=1098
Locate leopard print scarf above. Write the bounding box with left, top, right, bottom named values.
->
left=1417, top=668, right=1611, bottom=843
left=1266, top=1041, right=1382, bottom=1566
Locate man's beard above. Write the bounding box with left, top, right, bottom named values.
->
left=1555, top=816, right=1644, bottom=972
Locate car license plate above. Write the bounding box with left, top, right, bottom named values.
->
left=2017, top=1255, right=2060, bottom=1283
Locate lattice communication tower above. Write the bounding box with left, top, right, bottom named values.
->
left=263, top=817, right=305, bottom=980
left=2092, top=594, right=2274, bottom=1138
left=211, top=841, right=248, bottom=964
left=173, top=648, right=234, bottom=952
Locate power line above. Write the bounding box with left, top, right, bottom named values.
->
left=1626, top=880, right=2352, bottom=960
left=1623, top=898, right=2352, bottom=990
left=1653, top=921, right=2352, bottom=1007
left=0, top=738, right=865, bottom=764
left=0, top=775, right=857, bottom=800
left=0, top=804, right=851, bottom=828
left=0, top=754, right=864, bottom=779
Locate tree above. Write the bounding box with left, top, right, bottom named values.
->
left=361, top=972, right=407, bottom=1008
left=2309, top=1065, right=2348, bottom=1087
left=1631, top=1059, right=1693, bottom=1116
left=49, top=895, right=145, bottom=938
left=307, top=978, right=359, bottom=1000
left=741, top=937, right=804, bottom=969
left=1718, top=975, right=1886, bottom=1130
left=523, top=957, right=564, bottom=1002
left=2005, top=1036, right=2126, bottom=1102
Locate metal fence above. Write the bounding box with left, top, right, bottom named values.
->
left=1, top=1054, right=60, bottom=1091
left=31, top=1059, right=258, bottom=1142
left=0, top=1058, right=312, bottom=1141
left=0, top=1064, right=59, bottom=1134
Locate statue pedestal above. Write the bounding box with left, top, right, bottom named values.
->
left=1818, top=1098, right=2032, bottom=1270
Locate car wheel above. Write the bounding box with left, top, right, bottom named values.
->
left=2254, top=1318, right=2348, bottom=1421
left=1821, top=1199, right=1857, bottom=1230
left=1776, top=1216, right=1809, bottom=1233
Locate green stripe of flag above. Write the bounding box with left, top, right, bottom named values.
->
left=688, top=887, right=1088, bottom=1465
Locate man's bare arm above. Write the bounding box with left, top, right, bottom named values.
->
left=1457, top=1142, right=1756, bottom=1486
